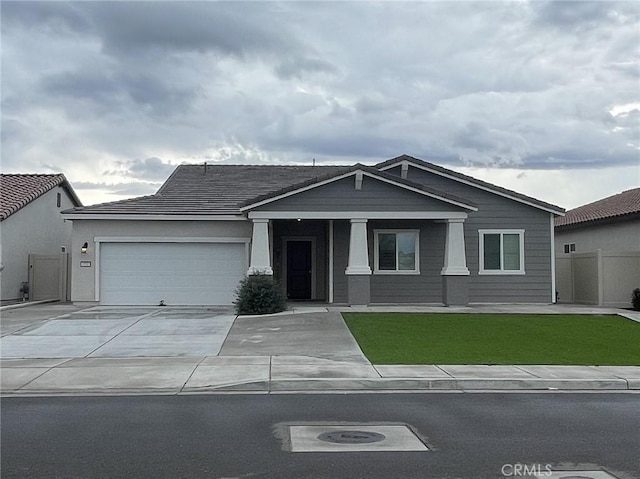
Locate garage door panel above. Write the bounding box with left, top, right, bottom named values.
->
left=100, top=243, right=247, bottom=305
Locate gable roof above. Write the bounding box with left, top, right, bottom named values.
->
left=555, top=188, right=640, bottom=229
left=0, top=174, right=82, bottom=221
left=63, top=155, right=564, bottom=219
left=239, top=163, right=478, bottom=212
left=377, top=155, right=565, bottom=215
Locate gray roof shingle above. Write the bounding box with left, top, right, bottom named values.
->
left=0, top=174, right=82, bottom=221
left=64, top=157, right=565, bottom=217
left=65, top=165, right=350, bottom=215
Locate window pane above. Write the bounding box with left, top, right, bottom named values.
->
left=397, top=232, right=416, bottom=270
left=503, top=234, right=520, bottom=270
left=378, top=233, right=396, bottom=270
left=483, top=234, right=501, bottom=270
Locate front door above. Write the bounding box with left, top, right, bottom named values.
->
left=286, top=240, right=313, bottom=300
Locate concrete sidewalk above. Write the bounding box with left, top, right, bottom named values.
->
left=2, top=356, right=639, bottom=395
left=1, top=303, right=639, bottom=396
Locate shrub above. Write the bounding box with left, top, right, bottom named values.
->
left=632, top=288, right=640, bottom=311
left=234, top=273, right=286, bottom=315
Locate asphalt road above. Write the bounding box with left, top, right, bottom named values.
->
left=2, top=393, right=639, bottom=479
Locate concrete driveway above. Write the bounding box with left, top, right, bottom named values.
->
left=1, top=303, right=638, bottom=395
left=0, top=306, right=237, bottom=358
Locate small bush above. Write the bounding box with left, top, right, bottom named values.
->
left=234, top=273, right=286, bottom=315
left=632, top=288, right=640, bottom=311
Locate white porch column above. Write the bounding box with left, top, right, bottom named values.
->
left=248, top=219, right=273, bottom=275
left=441, top=218, right=470, bottom=276
left=345, top=218, right=371, bottom=275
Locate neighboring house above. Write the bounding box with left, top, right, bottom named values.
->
left=555, top=188, right=640, bottom=307
left=0, top=174, right=82, bottom=301
left=555, top=188, right=640, bottom=253
left=62, top=155, right=565, bottom=307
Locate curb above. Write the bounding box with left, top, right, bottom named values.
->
left=2, top=378, right=638, bottom=397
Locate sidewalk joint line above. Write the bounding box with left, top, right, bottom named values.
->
left=179, top=355, right=208, bottom=393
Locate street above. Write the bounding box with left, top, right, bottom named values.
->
left=2, top=393, right=639, bottom=478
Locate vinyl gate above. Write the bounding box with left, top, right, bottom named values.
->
left=28, top=253, right=70, bottom=301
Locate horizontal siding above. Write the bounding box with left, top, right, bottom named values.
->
left=254, top=176, right=467, bottom=213
left=404, top=167, right=553, bottom=303
left=333, top=219, right=445, bottom=304
left=369, top=220, right=444, bottom=303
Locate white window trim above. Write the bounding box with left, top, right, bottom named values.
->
left=373, top=229, right=420, bottom=275
left=478, top=229, right=525, bottom=275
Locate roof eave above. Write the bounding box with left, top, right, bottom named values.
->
left=239, top=166, right=477, bottom=212
left=378, top=156, right=566, bottom=216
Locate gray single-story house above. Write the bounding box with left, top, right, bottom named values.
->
left=62, top=155, right=565, bottom=306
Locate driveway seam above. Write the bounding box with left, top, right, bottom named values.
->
left=83, top=309, right=160, bottom=358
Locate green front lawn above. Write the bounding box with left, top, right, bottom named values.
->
left=342, top=313, right=640, bottom=365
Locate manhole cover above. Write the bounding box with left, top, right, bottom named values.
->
left=317, top=430, right=386, bottom=444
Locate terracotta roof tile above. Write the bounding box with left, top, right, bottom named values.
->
left=0, top=174, right=81, bottom=221
left=555, top=187, right=640, bottom=228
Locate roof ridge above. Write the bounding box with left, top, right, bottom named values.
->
left=377, top=155, right=565, bottom=214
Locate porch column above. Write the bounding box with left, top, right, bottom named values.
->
left=248, top=219, right=273, bottom=275
left=441, top=218, right=470, bottom=306
left=345, top=218, right=371, bottom=305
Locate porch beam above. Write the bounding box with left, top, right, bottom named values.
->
left=248, top=219, right=273, bottom=275
left=248, top=211, right=469, bottom=220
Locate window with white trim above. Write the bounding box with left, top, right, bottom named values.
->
left=374, top=230, right=420, bottom=274
left=478, top=230, right=525, bottom=274
left=563, top=243, right=576, bottom=254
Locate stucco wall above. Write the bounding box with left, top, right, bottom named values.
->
left=68, top=219, right=251, bottom=303
left=0, top=187, right=75, bottom=300
left=555, top=219, right=640, bottom=253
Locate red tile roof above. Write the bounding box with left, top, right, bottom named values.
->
left=0, top=174, right=81, bottom=221
left=555, top=187, right=640, bottom=228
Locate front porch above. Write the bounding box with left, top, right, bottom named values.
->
left=246, top=216, right=471, bottom=306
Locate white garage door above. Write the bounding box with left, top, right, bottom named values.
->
left=100, top=242, right=247, bottom=305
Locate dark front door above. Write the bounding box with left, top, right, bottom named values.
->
left=286, top=240, right=312, bottom=300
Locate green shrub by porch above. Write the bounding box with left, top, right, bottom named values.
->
left=234, top=274, right=286, bottom=315
left=632, top=288, right=640, bottom=311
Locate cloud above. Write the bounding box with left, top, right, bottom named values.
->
left=103, top=157, right=179, bottom=182
left=1, top=1, right=638, bottom=208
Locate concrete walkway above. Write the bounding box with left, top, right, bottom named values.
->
left=1, top=303, right=639, bottom=396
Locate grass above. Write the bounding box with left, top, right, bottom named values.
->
left=342, top=313, right=640, bottom=365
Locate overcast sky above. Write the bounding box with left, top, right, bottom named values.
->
left=2, top=1, right=639, bottom=209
